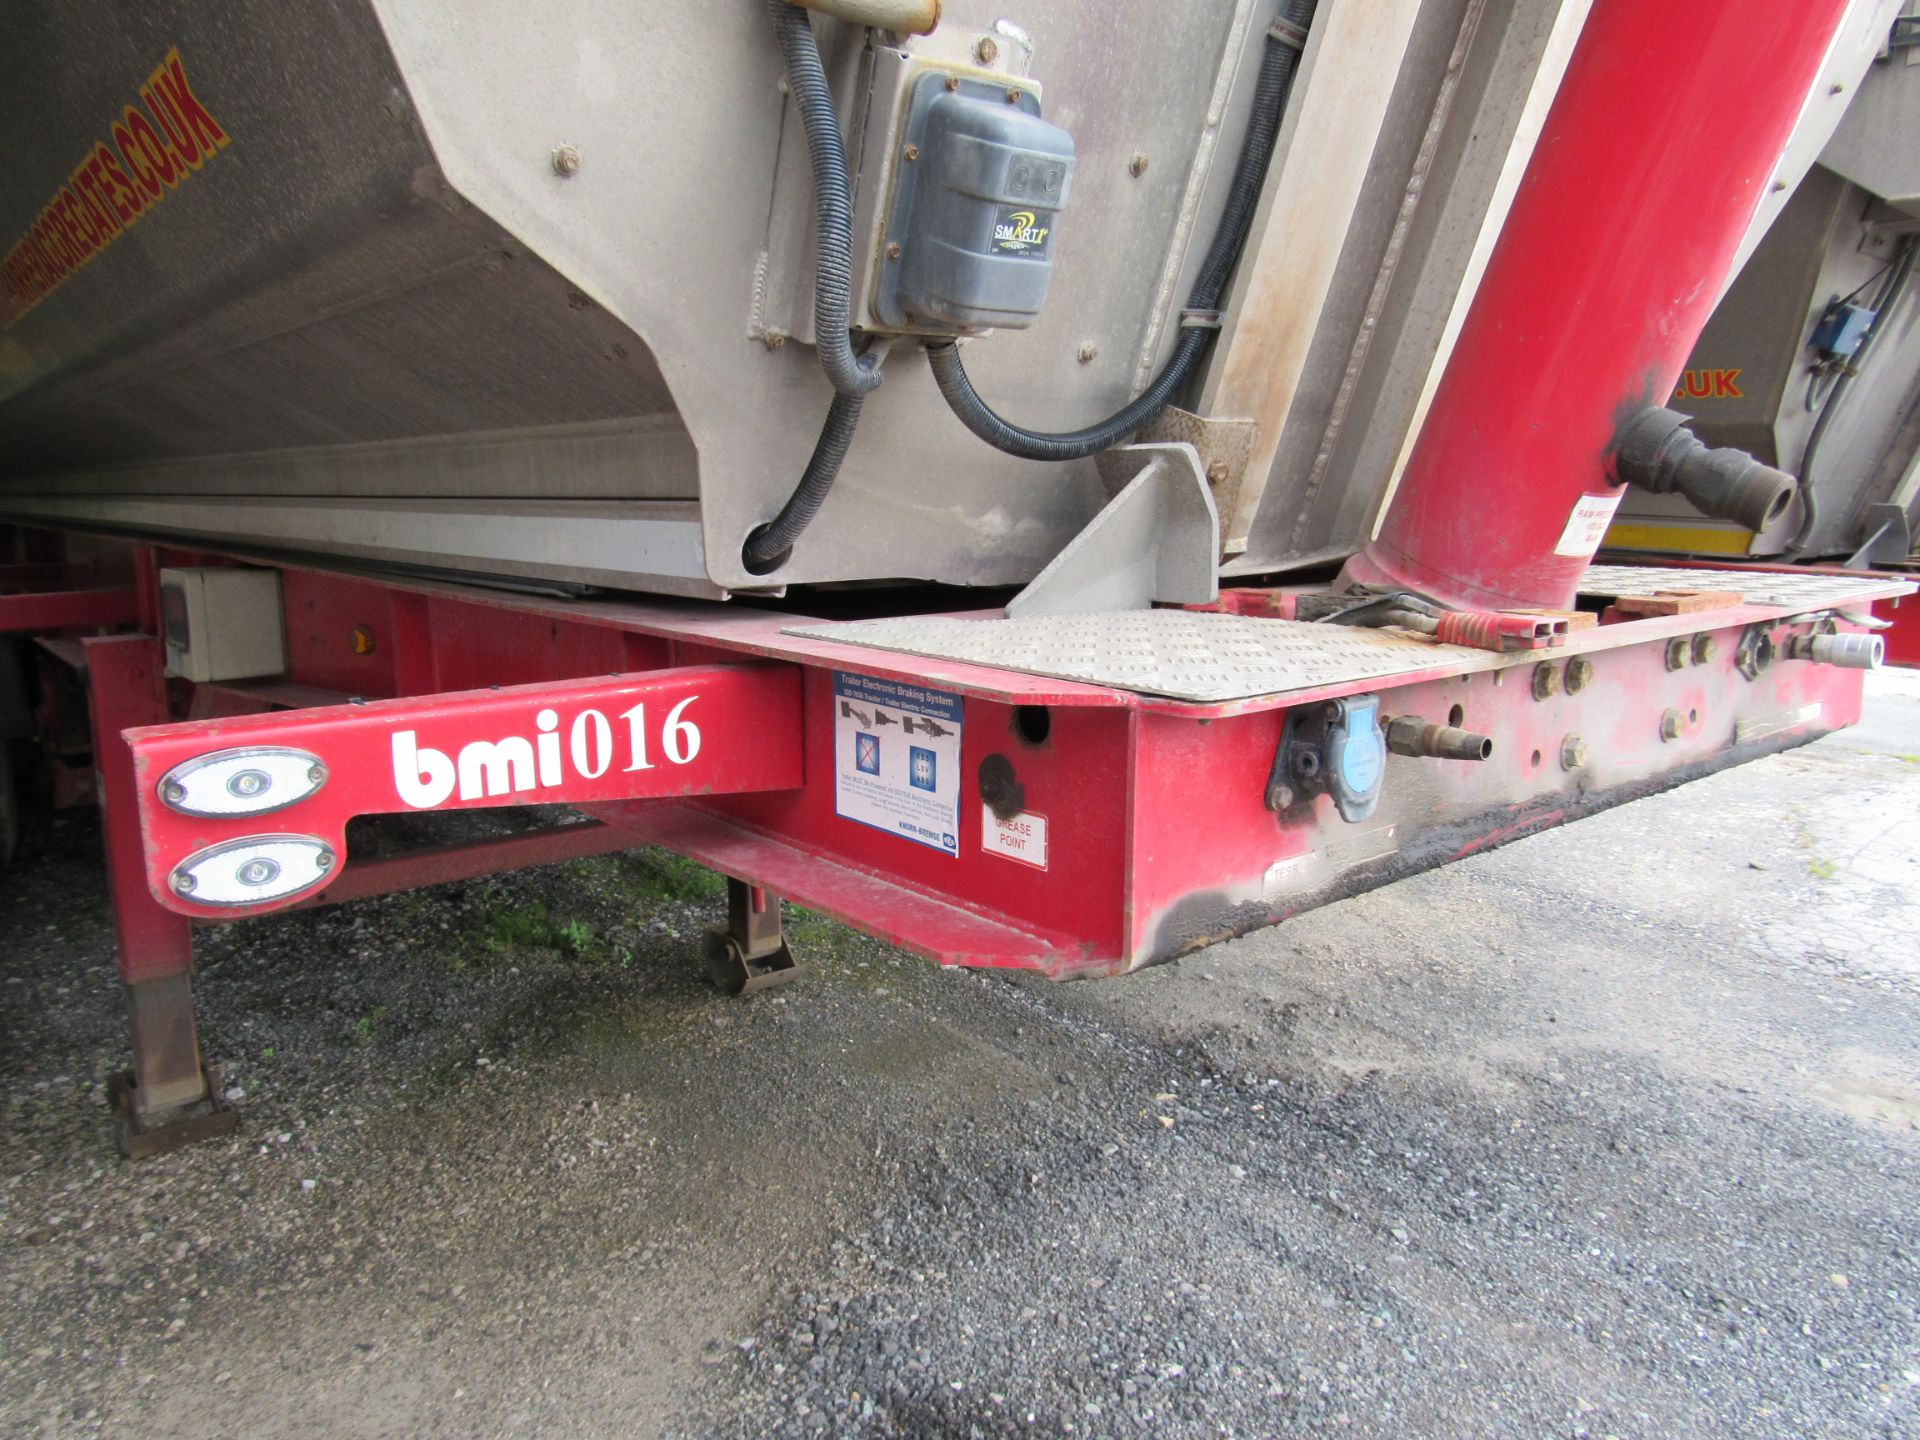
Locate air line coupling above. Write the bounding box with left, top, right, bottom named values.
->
left=1611, top=406, right=1797, bottom=534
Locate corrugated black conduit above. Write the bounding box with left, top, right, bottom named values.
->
left=745, top=0, right=884, bottom=575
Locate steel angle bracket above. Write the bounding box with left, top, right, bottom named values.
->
left=1006, top=442, right=1220, bottom=618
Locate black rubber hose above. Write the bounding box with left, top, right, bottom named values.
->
left=743, top=1, right=883, bottom=576
left=923, top=0, right=1316, bottom=461
left=743, top=391, right=865, bottom=573
left=1789, top=235, right=1916, bottom=554
left=765, top=0, right=882, bottom=399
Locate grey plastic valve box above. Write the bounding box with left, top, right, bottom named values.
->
left=876, top=75, right=1076, bottom=332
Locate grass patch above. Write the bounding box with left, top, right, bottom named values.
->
left=785, top=904, right=838, bottom=947
left=466, top=882, right=615, bottom=961
left=352, top=1005, right=389, bottom=1043
left=622, top=849, right=729, bottom=904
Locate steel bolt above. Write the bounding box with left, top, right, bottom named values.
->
left=1077, top=341, right=1098, bottom=364
left=1006, top=87, right=1022, bottom=104
left=551, top=144, right=581, bottom=178
left=1659, top=708, right=1685, bottom=742
left=945, top=74, right=962, bottom=92
left=1564, top=656, right=1594, bottom=695
left=1691, top=634, right=1716, bottom=666
left=1559, top=734, right=1588, bottom=771
left=1531, top=661, right=1558, bottom=701
left=172, top=872, right=196, bottom=895
left=1206, top=460, right=1230, bottom=487
left=1664, top=637, right=1691, bottom=671
left=903, top=143, right=919, bottom=162
left=162, top=782, right=186, bottom=805
left=762, top=331, right=788, bottom=350
left=1268, top=782, right=1295, bottom=810
left=974, top=36, right=999, bottom=64
left=1129, top=152, right=1150, bottom=178
left=315, top=851, right=335, bottom=872
left=886, top=242, right=904, bottom=260
left=238, top=858, right=279, bottom=887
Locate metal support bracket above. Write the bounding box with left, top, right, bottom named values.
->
left=1847, top=503, right=1911, bottom=569
left=122, top=662, right=804, bottom=919
left=702, top=877, right=802, bottom=996
left=1006, top=442, right=1220, bottom=618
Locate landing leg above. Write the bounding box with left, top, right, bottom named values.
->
left=85, top=636, right=237, bottom=1158
left=702, top=877, right=802, bottom=996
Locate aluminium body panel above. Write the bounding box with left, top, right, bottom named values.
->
left=0, top=0, right=1574, bottom=596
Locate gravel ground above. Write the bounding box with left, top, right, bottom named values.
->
left=3, top=672, right=1918, bottom=1440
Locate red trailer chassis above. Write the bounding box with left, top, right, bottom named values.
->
left=1, top=535, right=1909, bottom=1154
left=1, top=0, right=1903, bottom=1158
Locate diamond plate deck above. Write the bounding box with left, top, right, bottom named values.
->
left=791, top=567, right=1914, bottom=704
left=785, top=612, right=1466, bottom=703
left=1578, top=565, right=1908, bottom=609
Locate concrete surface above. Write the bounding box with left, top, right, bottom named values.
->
left=3, top=672, right=1918, bottom=1439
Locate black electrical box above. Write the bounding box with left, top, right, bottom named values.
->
left=875, top=74, right=1075, bottom=333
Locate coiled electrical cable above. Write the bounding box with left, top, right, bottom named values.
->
left=922, top=0, right=1317, bottom=461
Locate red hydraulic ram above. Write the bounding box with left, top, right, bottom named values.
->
left=1342, top=0, right=1854, bottom=613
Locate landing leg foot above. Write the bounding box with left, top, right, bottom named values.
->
left=702, top=877, right=801, bottom=996
left=111, top=971, right=237, bottom=1159
left=109, top=1063, right=238, bottom=1161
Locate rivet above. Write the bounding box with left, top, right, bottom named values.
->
left=172, top=872, right=196, bottom=894
left=1005, top=87, right=1021, bottom=104
left=886, top=242, right=903, bottom=260
left=1129, top=153, right=1150, bottom=178
left=551, top=144, right=581, bottom=178
left=974, top=36, right=999, bottom=64
left=1076, top=341, right=1098, bottom=363
left=903, top=143, right=919, bottom=161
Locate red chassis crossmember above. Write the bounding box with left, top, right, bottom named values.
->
left=110, top=565, right=1898, bottom=978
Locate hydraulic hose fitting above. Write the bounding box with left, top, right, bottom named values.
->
left=1612, top=406, right=1796, bottom=535
left=1384, top=716, right=1493, bottom=762
left=1789, top=631, right=1884, bottom=670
